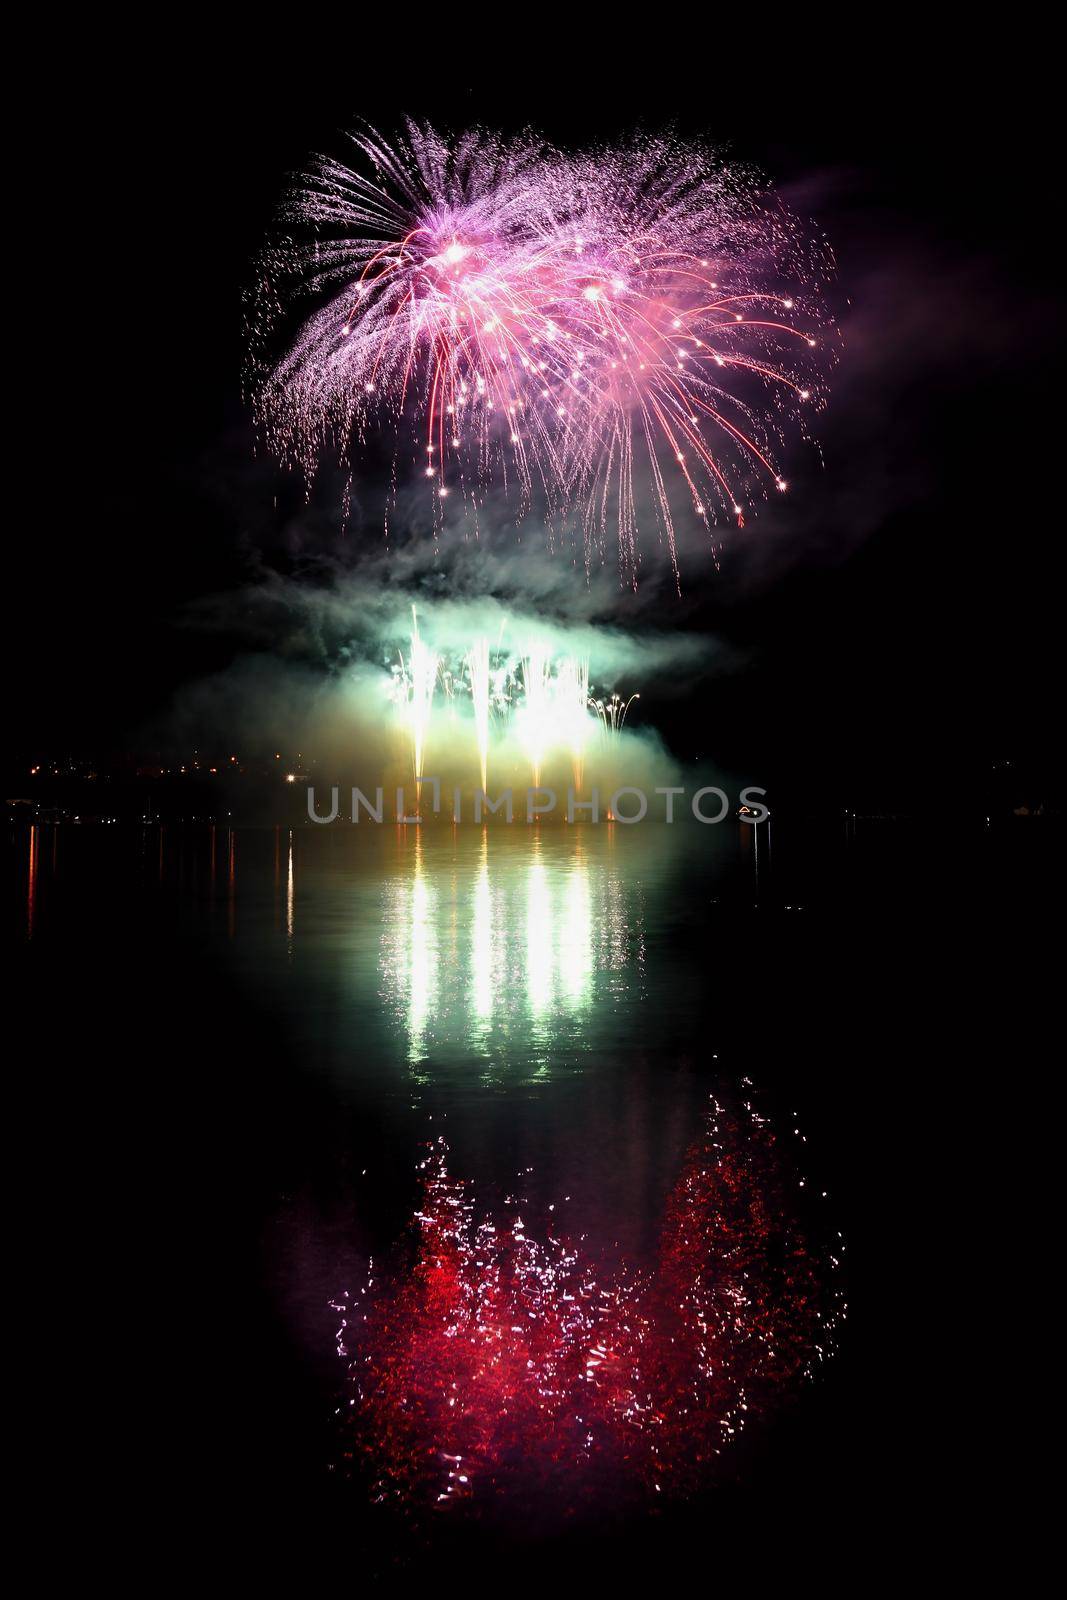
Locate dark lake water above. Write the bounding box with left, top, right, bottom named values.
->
left=10, top=814, right=1055, bottom=1571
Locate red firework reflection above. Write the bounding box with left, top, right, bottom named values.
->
left=332, top=1090, right=843, bottom=1519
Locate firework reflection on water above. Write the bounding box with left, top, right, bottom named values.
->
left=378, top=831, right=643, bottom=1070
left=332, top=1084, right=844, bottom=1523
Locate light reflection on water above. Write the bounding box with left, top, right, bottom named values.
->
left=10, top=817, right=859, bottom=1270
left=12, top=818, right=775, bottom=1100
left=377, top=830, right=647, bottom=1072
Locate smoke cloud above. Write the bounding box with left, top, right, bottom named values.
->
left=162, top=516, right=737, bottom=799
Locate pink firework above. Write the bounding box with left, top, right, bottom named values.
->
left=249, top=122, right=836, bottom=578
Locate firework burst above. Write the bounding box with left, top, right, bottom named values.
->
left=248, top=122, right=836, bottom=581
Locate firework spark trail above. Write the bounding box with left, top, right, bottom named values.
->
left=249, top=122, right=836, bottom=582
left=466, top=638, right=491, bottom=794
left=332, top=1089, right=843, bottom=1520
left=517, top=646, right=553, bottom=788
left=388, top=626, right=636, bottom=796
left=554, top=656, right=591, bottom=792
left=389, top=607, right=439, bottom=789
left=592, top=690, right=641, bottom=738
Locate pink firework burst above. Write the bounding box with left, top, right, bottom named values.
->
left=248, top=122, right=837, bottom=580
